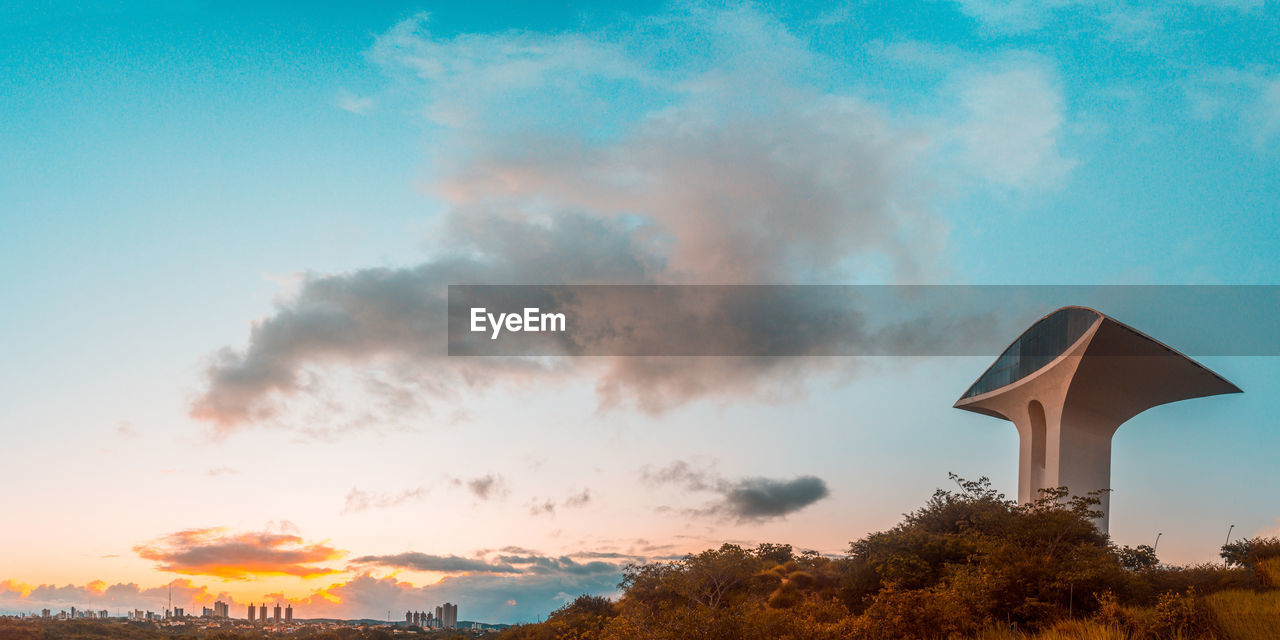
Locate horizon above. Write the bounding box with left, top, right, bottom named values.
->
left=3, top=0, right=1279, bottom=626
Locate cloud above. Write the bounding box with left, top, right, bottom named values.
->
left=133, top=527, right=343, bottom=580
left=2, top=547, right=642, bottom=622
left=641, top=461, right=829, bottom=522
left=945, top=58, right=1075, bottom=190
left=341, top=549, right=630, bottom=622
left=336, top=90, right=375, bottom=114
left=640, top=459, right=717, bottom=491
left=190, top=4, right=1078, bottom=434
left=948, top=0, right=1264, bottom=35
left=367, top=11, right=651, bottom=131
left=1187, top=67, right=1280, bottom=149
left=343, top=486, right=426, bottom=513
left=205, top=466, right=238, bottom=477
left=305, top=568, right=622, bottom=624
left=349, top=552, right=522, bottom=574
left=529, top=498, right=557, bottom=517
left=719, top=476, right=830, bottom=520
left=0, top=578, right=242, bottom=615
left=526, top=488, right=593, bottom=517
left=465, top=474, right=508, bottom=500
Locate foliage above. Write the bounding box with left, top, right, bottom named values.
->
left=1219, top=536, right=1280, bottom=587
left=1117, top=546, right=1159, bottom=571
left=492, top=475, right=1278, bottom=639
left=501, top=595, right=617, bottom=640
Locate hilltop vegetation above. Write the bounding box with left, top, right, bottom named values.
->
left=499, top=476, right=1280, bottom=640
left=6, top=477, right=1277, bottom=640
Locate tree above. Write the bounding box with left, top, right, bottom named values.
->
left=1118, top=544, right=1159, bottom=570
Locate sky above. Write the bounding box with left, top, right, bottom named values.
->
left=2, top=0, right=1280, bottom=625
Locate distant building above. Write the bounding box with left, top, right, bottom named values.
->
left=40, top=609, right=49, bottom=618
left=248, top=603, right=256, bottom=622
left=435, top=605, right=443, bottom=626
left=426, top=611, right=434, bottom=628
left=405, top=610, right=412, bottom=625
left=285, top=604, right=292, bottom=623
left=214, top=601, right=229, bottom=618
left=173, top=607, right=183, bottom=618
left=99, top=610, right=109, bottom=619
left=260, top=604, right=267, bottom=622
left=273, top=603, right=281, bottom=624
left=443, top=602, right=457, bottom=629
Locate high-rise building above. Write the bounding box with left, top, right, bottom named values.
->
left=260, top=604, right=267, bottom=622
left=273, top=603, right=281, bottom=624
left=426, top=611, right=434, bottom=628
left=248, top=603, right=256, bottom=622
left=435, top=605, right=443, bottom=626
left=173, top=608, right=183, bottom=618
left=285, top=604, right=292, bottom=623
left=443, top=602, right=457, bottom=629
left=213, top=601, right=229, bottom=618
left=955, top=306, right=1240, bottom=533
left=405, top=611, right=412, bottom=625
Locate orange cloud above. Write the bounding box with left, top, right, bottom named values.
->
left=133, top=527, right=343, bottom=580
left=0, top=580, right=34, bottom=598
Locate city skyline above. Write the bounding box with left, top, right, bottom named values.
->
left=3, top=0, right=1280, bottom=625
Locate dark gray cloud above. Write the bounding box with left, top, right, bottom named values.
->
left=720, top=476, right=830, bottom=519
left=311, top=568, right=623, bottom=624
left=642, top=461, right=830, bottom=522
left=350, top=550, right=627, bottom=580
left=349, top=552, right=523, bottom=574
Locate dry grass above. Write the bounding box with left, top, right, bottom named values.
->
left=974, top=590, right=1280, bottom=640
left=975, top=620, right=1128, bottom=640
left=1205, top=589, right=1280, bottom=640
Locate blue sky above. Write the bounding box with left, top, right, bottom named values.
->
left=2, top=0, right=1279, bottom=624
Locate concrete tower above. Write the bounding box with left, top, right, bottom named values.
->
left=954, top=307, right=1239, bottom=533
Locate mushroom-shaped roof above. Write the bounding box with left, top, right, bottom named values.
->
left=956, top=306, right=1240, bottom=409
